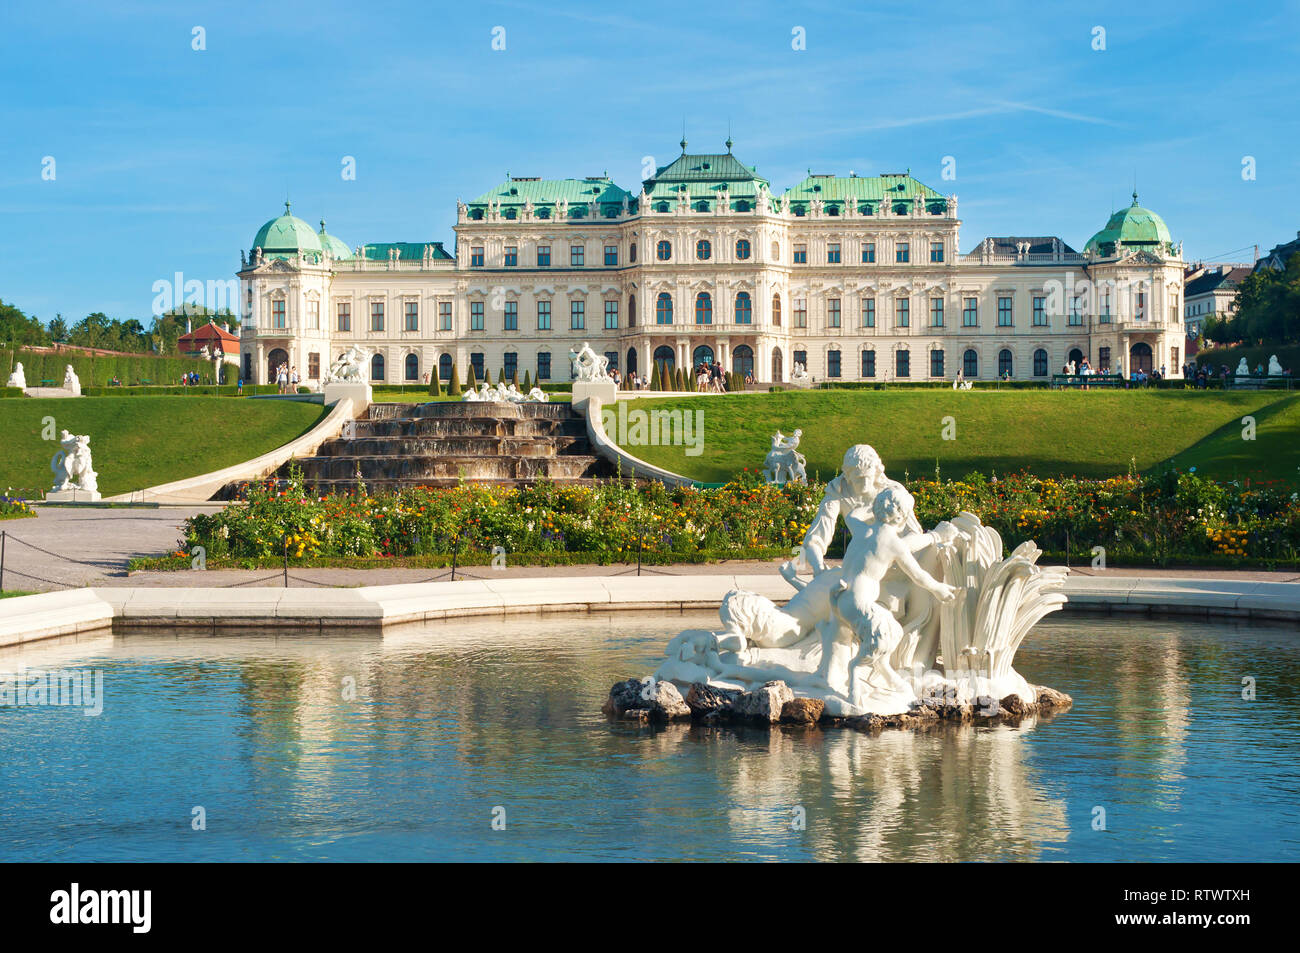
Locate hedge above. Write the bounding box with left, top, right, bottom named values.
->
left=78, top=384, right=292, bottom=397
left=1195, top=344, right=1300, bottom=374
left=1, top=346, right=215, bottom=389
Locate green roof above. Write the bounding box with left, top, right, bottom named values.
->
left=783, top=172, right=945, bottom=214
left=1084, top=192, right=1173, bottom=256
left=359, top=241, right=453, bottom=261
left=642, top=146, right=770, bottom=209
left=467, top=176, right=632, bottom=219
left=317, top=220, right=353, bottom=260
left=251, top=202, right=323, bottom=258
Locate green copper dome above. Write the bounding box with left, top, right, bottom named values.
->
left=251, top=201, right=323, bottom=258
left=317, top=220, right=352, bottom=260
left=1084, top=192, right=1173, bottom=257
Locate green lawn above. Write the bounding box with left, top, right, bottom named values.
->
left=0, top=397, right=327, bottom=497
left=614, top=390, right=1300, bottom=485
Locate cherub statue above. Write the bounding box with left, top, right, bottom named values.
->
left=828, top=485, right=959, bottom=707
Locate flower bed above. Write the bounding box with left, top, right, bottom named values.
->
left=145, top=467, right=1300, bottom=570
left=1, top=492, right=36, bottom=521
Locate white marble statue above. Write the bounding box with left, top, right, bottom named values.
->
left=789, top=362, right=813, bottom=389
left=1235, top=357, right=1250, bottom=377
left=461, top=381, right=549, bottom=403
left=325, top=345, right=373, bottom=384
left=569, top=342, right=611, bottom=382
left=51, top=429, right=98, bottom=495
left=651, top=444, right=1067, bottom=716
left=762, top=429, right=807, bottom=485
left=63, top=364, right=81, bottom=395
left=6, top=362, right=25, bottom=389
left=1268, top=354, right=1284, bottom=376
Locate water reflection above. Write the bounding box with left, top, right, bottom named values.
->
left=0, top=612, right=1296, bottom=861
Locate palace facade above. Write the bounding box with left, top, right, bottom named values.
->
left=237, top=140, right=1186, bottom=387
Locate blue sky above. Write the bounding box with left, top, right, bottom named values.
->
left=1, top=0, right=1296, bottom=323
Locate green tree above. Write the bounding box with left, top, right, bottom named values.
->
left=649, top=361, right=661, bottom=390
left=46, top=315, right=68, bottom=342
left=447, top=363, right=462, bottom=396
left=428, top=365, right=442, bottom=397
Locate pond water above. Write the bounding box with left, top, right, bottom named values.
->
left=1, top=612, right=1297, bottom=862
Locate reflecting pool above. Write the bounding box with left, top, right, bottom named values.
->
left=1, top=612, right=1297, bottom=861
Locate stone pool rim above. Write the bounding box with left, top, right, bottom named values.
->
left=2, top=573, right=1299, bottom=650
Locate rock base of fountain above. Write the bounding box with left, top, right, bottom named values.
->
left=602, top=677, right=1072, bottom=731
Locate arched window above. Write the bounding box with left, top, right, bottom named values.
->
left=370, top=353, right=385, bottom=381
left=470, top=208, right=484, bottom=220
left=963, top=349, right=978, bottom=378
left=772, top=294, right=782, bottom=327
left=696, top=239, right=712, bottom=260
left=1129, top=342, right=1152, bottom=373
left=693, top=344, right=715, bottom=367
left=503, top=207, right=517, bottom=220
left=695, top=292, right=712, bottom=325
left=998, top=349, right=1013, bottom=378
left=655, top=201, right=669, bottom=213
left=628, top=294, right=636, bottom=327
left=732, top=344, right=754, bottom=379
left=736, top=239, right=751, bottom=260
left=1069, top=347, right=1086, bottom=368
left=772, top=347, right=784, bottom=382
left=656, top=292, right=673, bottom=325
left=735, top=292, right=752, bottom=324
left=537, top=207, right=551, bottom=219
left=404, top=353, right=419, bottom=381
left=656, top=240, right=672, bottom=260
left=653, top=345, right=676, bottom=373
left=629, top=242, right=637, bottom=262
left=439, top=353, right=451, bottom=380
left=1033, top=348, right=1048, bottom=377
left=771, top=241, right=780, bottom=261
left=626, top=348, right=637, bottom=374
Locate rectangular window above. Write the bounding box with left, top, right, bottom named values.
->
left=930, top=241, right=944, bottom=263
left=570, top=300, right=584, bottom=330
left=862, top=298, right=876, bottom=329
left=470, top=247, right=484, bottom=267
left=827, top=242, right=841, bottom=264
left=1136, top=291, right=1146, bottom=319
left=793, top=244, right=807, bottom=264
left=862, top=350, right=876, bottom=378
left=538, top=300, right=551, bottom=330
left=308, top=353, right=320, bottom=380
left=1100, top=293, right=1111, bottom=324
left=272, top=299, right=286, bottom=329
left=1032, top=295, right=1047, bottom=327
left=470, top=301, right=484, bottom=331
left=1069, top=296, right=1083, bottom=326
left=604, top=300, right=618, bottom=329
left=930, top=298, right=944, bottom=327
left=962, top=297, right=978, bottom=327
left=307, top=299, right=320, bottom=329
left=570, top=245, right=584, bottom=267
left=997, top=296, right=1013, bottom=327
left=537, top=245, right=551, bottom=267
left=794, top=298, right=807, bottom=328
left=828, top=350, right=841, bottom=378
left=537, top=352, right=551, bottom=380
left=862, top=242, right=876, bottom=263
left=828, top=298, right=841, bottom=328
left=471, top=353, right=484, bottom=379
left=793, top=349, right=807, bottom=371
left=370, top=301, right=384, bottom=331
left=336, top=302, right=351, bottom=332
left=439, top=301, right=452, bottom=330
left=930, top=349, right=944, bottom=377
left=504, top=246, right=518, bottom=267
left=404, top=301, right=418, bottom=332
left=896, top=350, right=910, bottom=378
left=504, top=301, right=518, bottom=331
left=895, top=298, right=909, bottom=328
left=504, top=352, right=517, bottom=381
left=896, top=242, right=910, bottom=264
left=604, top=245, right=618, bottom=266
left=1099, top=346, right=1111, bottom=370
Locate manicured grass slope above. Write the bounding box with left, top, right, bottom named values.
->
left=0, top=397, right=326, bottom=496
left=617, top=391, right=1300, bottom=484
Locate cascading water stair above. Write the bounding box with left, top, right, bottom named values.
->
left=243, top=401, right=615, bottom=495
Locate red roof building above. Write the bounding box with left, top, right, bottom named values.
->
left=177, top=321, right=239, bottom=359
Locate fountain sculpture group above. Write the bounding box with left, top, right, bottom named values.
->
left=605, top=444, right=1071, bottom=729
left=462, top=382, right=549, bottom=403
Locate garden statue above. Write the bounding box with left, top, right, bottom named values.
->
left=1235, top=357, right=1250, bottom=377
left=6, top=362, right=25, bottom=389
left=638, top=444, right=1069, bottom=719
left=63, top=364, right=81, bottom=395
left=789, top=362, right=813, bottom=388
left=1268, top=354, right=1284, bottom=376
left=569, top=342, right=611, bottom=382
left=762, top=429, right=807, bottom=485
left=461, top=381, right=548, bottom=403
left=325, top=345, right=372, bottom=384
left=51, top=429, right=99, bottom=496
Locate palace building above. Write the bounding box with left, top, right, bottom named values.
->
left=237, top=139, right=1185, bottom=387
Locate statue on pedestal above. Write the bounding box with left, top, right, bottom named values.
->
left=51, top=430, right=98, bottom=496
left=6, top=362, right=25, bottom=389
